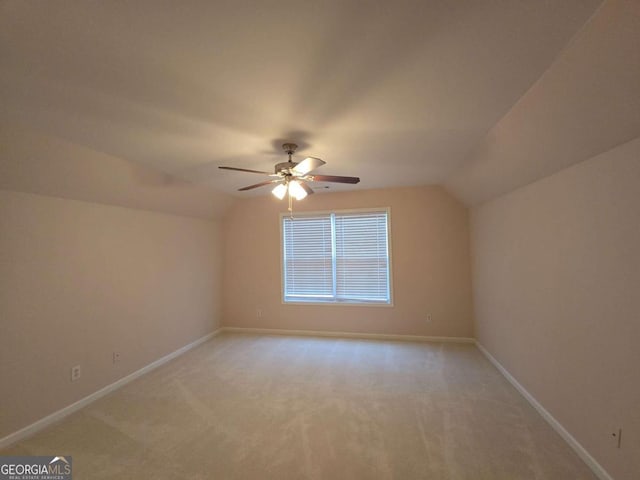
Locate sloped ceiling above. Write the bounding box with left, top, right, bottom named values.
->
left=3, top=0, right=636, bottom=216
left=445, top=0, right=640, bottom=205
left=0, top=126, right=234, bottom=219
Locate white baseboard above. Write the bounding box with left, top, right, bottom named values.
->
left=475, top=342, right=612, bottom=480
left=0, top=329, right=220, bottom=450
left=221, top=326, right=475, bottom=344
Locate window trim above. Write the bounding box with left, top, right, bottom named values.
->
left=279, top=207, right=394, bottom=307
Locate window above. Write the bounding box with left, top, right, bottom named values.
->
left=282, top=209, right=392, bottom=305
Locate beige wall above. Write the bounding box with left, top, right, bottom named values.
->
left=222, top=186, right=473, bottom=337
left=470, top=137, right=640, bottom=480
left=0, top=190, right=222, bottom=438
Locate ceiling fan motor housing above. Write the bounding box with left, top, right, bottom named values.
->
left=275, top=162, right=297, bottom=175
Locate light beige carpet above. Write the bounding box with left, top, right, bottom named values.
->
left=2, top=333, right=596, bottom=479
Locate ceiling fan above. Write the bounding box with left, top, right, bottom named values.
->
left=218, top=143, right=360, bottom=207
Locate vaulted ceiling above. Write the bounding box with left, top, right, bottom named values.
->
left=1, top=0, right=638, bottom=217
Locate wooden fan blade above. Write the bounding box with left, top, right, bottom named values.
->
left=219, top=166, right=272, bottom=175
left=300, top=182, right=314, bottom=195
left=238, top=180, right=276, bottom=191
left=309, top=174, right=360, bottom=184
left=292, top=157, right=325, bottom=175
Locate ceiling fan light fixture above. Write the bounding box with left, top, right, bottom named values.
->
left=219, top=141, right=360, bottom=208
left=272, top=183, right=287, bottom=200
left=288, top=180, right=308, bottom=200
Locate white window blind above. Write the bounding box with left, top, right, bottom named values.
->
left=282, top=210, right=391, bottom=304
left=335, top=212, right=389, bottom=302
left=283, top=215, right=333, bottom=299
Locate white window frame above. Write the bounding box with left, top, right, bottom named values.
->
left=279, top=207, right=394, bottom=307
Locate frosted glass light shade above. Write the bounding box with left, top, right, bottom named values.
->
left=288, top=180, right=308, bottom=200
left=272, top=183, right=287, bottom=199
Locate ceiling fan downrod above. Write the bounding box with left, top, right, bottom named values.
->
left=282, top=144, right=297, bottom=215
left=282, top=143, right=298, bottom=167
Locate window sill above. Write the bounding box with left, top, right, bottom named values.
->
left=282, top=299, right=394, bottom=307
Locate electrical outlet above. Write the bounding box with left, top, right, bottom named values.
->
left=611, top=428, right=622, bottom=448
left=70, top=365, right=81, bottom=382
left=112, top=352, right=121, bottom=364
left=426, top=314, right=432, bottom=323
left=256, top=308, right=262, bottom=318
